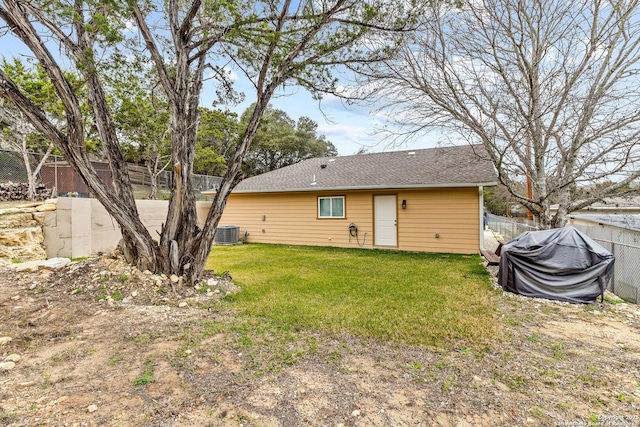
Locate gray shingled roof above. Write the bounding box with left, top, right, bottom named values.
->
left=229, top=144, right=497, bottom=193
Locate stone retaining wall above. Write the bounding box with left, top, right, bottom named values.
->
left=0, top=199, right=57, bottom=263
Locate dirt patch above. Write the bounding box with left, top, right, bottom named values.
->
left=1, top=254, right=639, bottom=426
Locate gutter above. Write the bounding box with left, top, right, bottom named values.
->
left=202, top=181, right=499, bottom=196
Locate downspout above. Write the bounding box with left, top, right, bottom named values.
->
left=479, top=185, right=484, bottom=252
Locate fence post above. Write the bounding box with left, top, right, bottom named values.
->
left=610, top=243, right=616, bottom=294
left=54, top=155, right=58, bottom=196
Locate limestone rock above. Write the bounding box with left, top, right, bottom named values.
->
left=0, top=213, right=36, bottom=228
left=0, top=227, right=44, bottom=246
left=39, top=257, right=71, bottom=270
left=36, top=202, right=57, bottom=212
left=32, top=212, right=47, bottom=224
left=0, top=336, right=12, bottom=346
left=4, top=354, right=21, bottom=363
left=87, top=404, right=98, bottom=413
left=0, top=361, right=15, bottom=371
left=12, top=257, right=70, bottom=272
left=0, top=244, right=47, bottom=262
left=0, top=207, right=35, bottom=215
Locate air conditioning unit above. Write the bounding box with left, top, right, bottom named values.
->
left=214, top=225, right=239, bottom=244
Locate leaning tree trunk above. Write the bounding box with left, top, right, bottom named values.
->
left=146, top=157, right=158, bottom=200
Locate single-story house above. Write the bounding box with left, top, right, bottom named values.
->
left=203, top=144, right=497, bottom=254
left=551, top=196, right=640, bottom=216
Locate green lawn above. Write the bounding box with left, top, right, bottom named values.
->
left=207, top=244, right=500, bottom=348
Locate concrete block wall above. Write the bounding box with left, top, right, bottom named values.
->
left=43, top=198, right=213, bottom=259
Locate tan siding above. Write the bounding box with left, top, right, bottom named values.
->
left=215, top=187, right=481, bottom=254
left=396, top=188, right=480, bottom=253
left=219, top=191, right=375, bottom=248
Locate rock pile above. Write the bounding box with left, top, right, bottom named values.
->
left=0, top=182, right=52, bottom=201
left=0, top=199, right=57, bottom=263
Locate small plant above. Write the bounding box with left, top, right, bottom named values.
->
left=580, top=373, right=600, bottom=386
left=407, top=361, right=422, bottom=371
left=529, top=406, right=544, bottom=418
left=507, top=375, right=526, bottom=390
left=458, top=347, right=472, bottom=356
left=108, top=356, right=123, bottom=366
left=133, top=358, right=155, bottom=386
left=118, top=274, right=129, bottom=283
left=0, top=409, right=16, bottom=420
left=131, top=333, right=153, bottom=345
left=550, top=342, right=564, bottom=360
left=617, top=392, right=633, bottom=403
left=41, top=372, right=52, bottom=389
left=99, top=276, right=109, bottom=283
left=604, top=294, right=625, bottom=304
left=539, top=369, right=557, bottom=379
left=96, top=285, right=108, bottom=301
left=443, top=373, right=455, bottom=392
left=110, top=290, right=124, bottom=301
left=526, top=334, right=540, bottom=342
left=215, top=270, right=230, bottom=279
left=156, top=288, right=166, bottom=294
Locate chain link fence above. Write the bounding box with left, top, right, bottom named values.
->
left=570, top=221, right=640, bottom=304
left=486, top=213, right=539, bottom=240
left=487, top=211, right=640, bottom=304
left=0, top=148, right=221, bottom=200
left=0, top=148, right=56, bottom=183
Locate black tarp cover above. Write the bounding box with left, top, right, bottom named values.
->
left=498, top=227, right=614, bottom=304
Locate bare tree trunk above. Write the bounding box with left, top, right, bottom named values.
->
left=19, top=133, right=36, bottom=200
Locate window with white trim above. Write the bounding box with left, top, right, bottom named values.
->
left=318, top=196, right=345, bottom=218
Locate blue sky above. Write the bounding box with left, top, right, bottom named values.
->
left=1, top=28, right=444, bottom=157
left=209, top=73, right=444, bottom=156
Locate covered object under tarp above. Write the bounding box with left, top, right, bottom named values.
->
left=498, top=227, right=614, bottom=304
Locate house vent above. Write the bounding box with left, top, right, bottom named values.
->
left=214, top=225, right=239, bottom=244
left=408, top=151, right=416, bottom=157
left=320, top=164, right=327, bottom=169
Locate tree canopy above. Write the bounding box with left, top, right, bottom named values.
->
left=240, top=104, right=337, bottom=177
left=0, top=0, right=415, bottom=282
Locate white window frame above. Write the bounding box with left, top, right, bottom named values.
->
left=318, top=196, right=345, bottom=218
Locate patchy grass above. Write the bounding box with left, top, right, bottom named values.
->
left=133, top=357, right=155, bottom=386
left=208, top=244, right=500, bottom=348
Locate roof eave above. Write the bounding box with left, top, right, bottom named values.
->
left=202, top=181, right=498, bottom=196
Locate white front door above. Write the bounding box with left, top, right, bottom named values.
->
left=374, top=195, right=397, bottom=247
